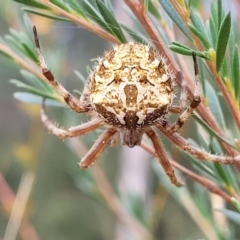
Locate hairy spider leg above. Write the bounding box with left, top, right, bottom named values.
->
left=41, top=104, right=104, bottom=138
left=145, top=127, right=183, bottom=187
left=33, top=26, right=89, bottom=113
left=167, top=52, right=201, bottom=133
left=168, top=71, right=187, bottom=114
left=156, top=123, right=240, bottom=164
left=80, top=128, right=117, bottom=168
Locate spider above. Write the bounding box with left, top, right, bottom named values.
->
left=33, top=26, right=240, bottom=187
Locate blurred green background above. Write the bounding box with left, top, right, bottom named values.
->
left=0, top=1, right=239, bottom=240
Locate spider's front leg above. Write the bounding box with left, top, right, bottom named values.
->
left=145, top=127, right=183, bottom=187
left=167, top=52, right=201, bottom=133
left=33, top=26, right=89, bottom=113
left=80, top=128, right=117, bottom=168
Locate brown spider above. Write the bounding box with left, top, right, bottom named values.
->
left=33, top=26, right=240, bottom=187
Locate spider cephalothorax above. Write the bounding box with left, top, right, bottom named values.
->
left=33, top=26, right=240, bottom=187
left=89, top=43, right=174, bottom=147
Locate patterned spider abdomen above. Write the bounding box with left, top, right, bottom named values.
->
left=89, top=43, right=174, bottom=146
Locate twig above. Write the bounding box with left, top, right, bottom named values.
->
left=0, top=44, right=54, bottom=86
left=69, top=138, right=153, bottom=240
left=0, top=172, right=39, bottom=240
left=40, top=0, right=120, bottom=44
left=93, top=166, right=153, bottom=240
left=140, top=142, right=233, bottom=203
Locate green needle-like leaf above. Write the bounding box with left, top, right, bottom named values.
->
left=80, top=1, right=115, bottom=36
left=159, top=0, right=191, bottom=39
left=94, top=0, right=127, bottom=43
left=190, top=10, right=205, bottom=34
left=121, top=25, right=147, bottom=44
left=21, top=43, right=38, bottom=62
left=214, top=164, right=231, bottom=188
left=10, top=79, right=59, bottom=100
left=215, top=209, right=240, bottom=225
left=143, top=0, right=149, bottom=12
left=20, top=70, right=52, bottom=92
left=232, top=198, right=240, bottom=212
left=217, top=0, right=222, bottom=30
left=209, top=14, right=218, bottom=47
left=68, top=0, right=88, bottom=18
left=205, top=81, right=226, bottom=129
left=190, top=10, right=210, bottom=49
left=12, top=0, right=51, bottom=10
left=169, top=45, right=193, bottom=55
left=232, top=46, right=240, bottom=100
left=148, top=0, right=161, bottom=20
left=193, top=114, right=237, bottom=150
left=13, top=92, right=65, bottom=106
left=169, top=42, right=209, bottom=59
left=104, top=0, right=114, bottom=12
left=50, top=0, right=71, bottom=12
left=23, top=8, right=70, bottom=22
left=170, top=41, right=190, bottom=50
left=216, top=12, right=231, bottom=72
left=210, top=0, right=218, bottom=29
left=206, top=81, right=226, bottom=129
left=188, top=24, right=211, bottom=49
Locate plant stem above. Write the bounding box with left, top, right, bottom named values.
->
left=141, top=142, right=234, bottom=203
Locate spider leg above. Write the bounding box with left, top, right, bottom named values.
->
left=33, top=26, right=89, bottom=113
left=79, top=79, right=90, bottom=105
left=167, top=52, right=201, bottom=133
left=41, top=104, right=104, bottom=138
left=80, top=128, right=117, bottom=168
left=169, top=73, right=188, bottom=114
left=156, top=123, right=240, bottom=164
left=168, top=105, right=182, bottom=113
left=145, top=127, right=183, bottom=187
